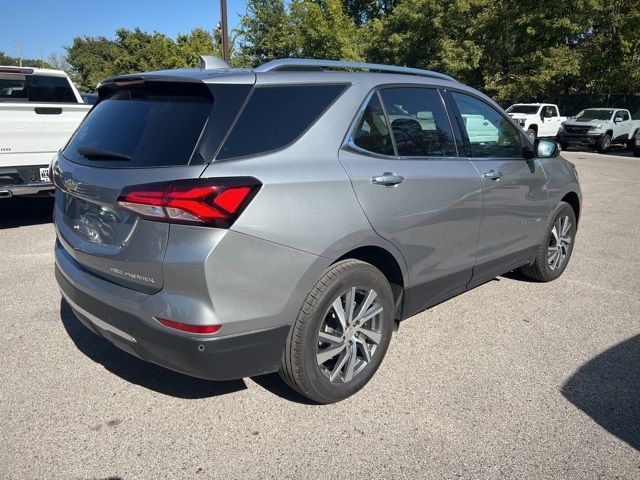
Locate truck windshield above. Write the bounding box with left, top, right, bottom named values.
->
left=506, top=105, right=539, bottom=114
left=575, top=109, right=613, bottom=120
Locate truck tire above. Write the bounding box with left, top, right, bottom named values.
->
left=597, top=134, right=611, bottom=153
left=526, top=128, right=537, bottom=142
left=627, top=132, right=637, bottom=150
left=560, top=142, right=569, bottom=151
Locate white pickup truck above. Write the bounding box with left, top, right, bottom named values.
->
left=0, top=66, right=91, bottom=199
left=506, top=103, right=567, bottom=141
left=558, top=108, right=640, bottom=153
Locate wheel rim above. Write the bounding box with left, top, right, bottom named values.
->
left=547, top=215, right=572, bottom=271
left=603, top=138, right=610, bottom=150
left=316, top=287, right=384, bottom=383
left=528, top=131, right=535, bottom=141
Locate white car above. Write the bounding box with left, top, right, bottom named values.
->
left=0, top=66, right=91, bottom=199
left=506, top=103, right=567, bottom=141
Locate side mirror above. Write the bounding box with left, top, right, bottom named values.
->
left=614, top=116, right=623, bottom=123
left=535, top=139, right=560, bottom=158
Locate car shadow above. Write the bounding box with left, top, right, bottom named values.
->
left=0, top=197, right=54, bottom=229
left=500, top=269, right=535, bottom=282
left=60, top=299, right=247, bottom=399
left=562, top=334, right=640, bottom=451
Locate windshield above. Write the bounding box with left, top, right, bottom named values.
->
left=575, top=109, right=613, bottom=121
left=506, top=105, right=540, bottom=114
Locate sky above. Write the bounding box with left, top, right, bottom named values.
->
left=1, top=0, right=247, bottom=60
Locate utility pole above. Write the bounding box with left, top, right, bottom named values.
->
left=219, top=0, right=229, bottom=62
left=15, top=41, right=23, bottom=67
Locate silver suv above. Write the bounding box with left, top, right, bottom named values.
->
left=53, top=58, right=581, bottom=403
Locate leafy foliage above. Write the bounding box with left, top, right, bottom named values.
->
left=60, top=0, right=639, bottom=99
left=66, top=28, right=220, bottom=91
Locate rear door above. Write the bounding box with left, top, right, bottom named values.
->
left=446, top=91, right=548, bottom=287
left=339, top=86, right=483, bottom=316
left=54, top=79, right=252, bottom=293
left=0, top=71, right=90, bottom=167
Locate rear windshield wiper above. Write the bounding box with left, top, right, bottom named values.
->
left=77, top=147, right=131, bottom=161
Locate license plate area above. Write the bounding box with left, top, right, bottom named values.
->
left=39, top=167, right=49, bottom=182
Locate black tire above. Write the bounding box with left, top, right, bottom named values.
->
left=560, top=142, right=569, bottom=151
left=280, top=259, right=395, bottom=404
left=597, top=134, right=611, bottom=153
left=527, top=128, right=537, bottom=142
left=520, top=202, right=577, bottom=282
left=634, top=148, right=640, bottom=158
left=627, top=132, right=637, bottom=150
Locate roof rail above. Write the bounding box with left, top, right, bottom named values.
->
left=255, top=58, right=456, bottom=82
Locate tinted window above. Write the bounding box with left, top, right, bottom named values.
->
left=452, top=92, right=522, bottom=158
left=380, top=87, right=456, bottom=157
left=0, top=75, right=28, bottom=101
left=217, top=84, right=347, bottom=159
left=63, top=82, right=212, bottom=168
left=618, top=111, right=630, bottom=121
left=27, top=75, right=77, bottom=103
left=352, top=92, right=394, bottom=156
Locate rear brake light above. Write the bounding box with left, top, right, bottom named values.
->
left=0, top=67, right=34, bottom=74
left=155, top=317, right=221, bottom=335
left=117, top=177, right=260, bottom=227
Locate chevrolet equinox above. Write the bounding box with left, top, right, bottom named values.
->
left=53, top=57, right=582, bottom=403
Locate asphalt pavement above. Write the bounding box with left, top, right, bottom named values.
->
left=1, top=150, right=638, bottom=479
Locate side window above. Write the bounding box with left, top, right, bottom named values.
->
left=452, top=92, right=522, bottom=158
left=551, top=106, right=559, bottom=117
left=26, top=75, right=77, bottom=103
left=620, top=111, right=630, bottom=121
left=218, top=84, right=347, bottom=159
left=352, top=92, right=394, bottom=156
left=379, top=87, right=456, bottom=157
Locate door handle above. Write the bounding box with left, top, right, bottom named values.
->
left=483, top=170, right=503, bottom=180
left=371, top=173, right=405, bottom=186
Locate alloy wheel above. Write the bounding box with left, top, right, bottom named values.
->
left=316, top=287, right=384, bottom=383
left=547, top=215, right=572, bottom=271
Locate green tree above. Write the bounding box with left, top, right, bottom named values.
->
left=0, top=51, right=50, bottom=68
left=580, top=0, right=640, bottom=94
left=340, top=0, right=397, bottom=25
left=290, top=0, right=363, bottom=60
left=235, top=0, right=294, bottom=66
left=177, top=28, right=222, bottom=66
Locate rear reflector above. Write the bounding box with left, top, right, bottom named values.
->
left=155, top=317, right=222, bottom=335
left=117, top=177, right=260, bottom=228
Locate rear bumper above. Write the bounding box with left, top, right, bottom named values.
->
left=0, top=165, right=53, bottom=198
left=55, top=257, right=290, bottom=381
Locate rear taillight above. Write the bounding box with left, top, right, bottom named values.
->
left=117, top=177, right=260, bottom=228
left=155, top=317, right=221, bottom=335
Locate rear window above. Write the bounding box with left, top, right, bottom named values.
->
left=62, top=82, right=213, bottom=168
left=217, top=84, right=348, bottom=160
left=0, top=74, right=77, bottom=103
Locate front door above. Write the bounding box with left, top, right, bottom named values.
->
left=447, top=91, right=549, bottom=287
left=339, top=86, right=483, bottom=316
